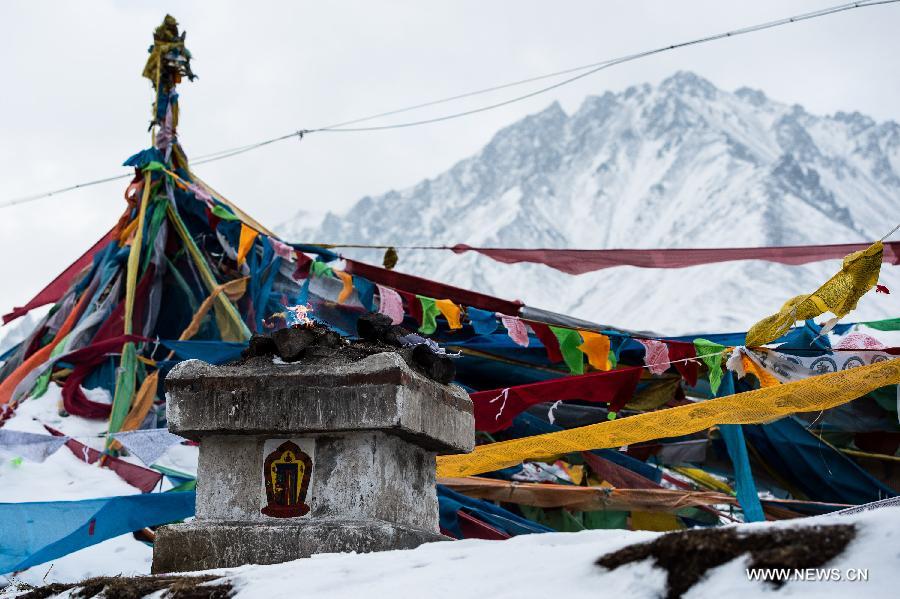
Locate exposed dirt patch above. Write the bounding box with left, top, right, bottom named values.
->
left=596, top=523, right=855, bottom=599
left=17, top=574, right=232, bottom=599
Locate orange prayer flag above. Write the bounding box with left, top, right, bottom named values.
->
left=741, top=355, right=780, bottom=388
left=577, top=331, right=611, bottom=371
left=434, top=299, right=463, bottom=330
left=237, top=224, right=259, bottom=265
left=335, top=270, right=354, bottom=304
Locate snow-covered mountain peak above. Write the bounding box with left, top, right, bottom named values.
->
left=278, top=72, right=899, bottom=333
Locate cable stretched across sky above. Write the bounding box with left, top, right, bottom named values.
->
left=2, top=0, right=897, bottom=209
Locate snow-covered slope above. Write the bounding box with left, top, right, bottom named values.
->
left=280, top=72, right=899, bottom=334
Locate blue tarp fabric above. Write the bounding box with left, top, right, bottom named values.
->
left=0, top=492, right=195, bottom=574
left=158, top=340, right=247, bottom=364
left=437, top=485, right=553, bottom=538
left=745, top=417, right=896, bottom=505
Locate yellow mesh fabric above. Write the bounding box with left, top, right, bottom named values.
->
left=745, top=241, right=884, bottom=346
left=437, top=357, right=900, bottom=478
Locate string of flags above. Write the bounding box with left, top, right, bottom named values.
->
left=300, top=244, right=897, bottom=389
left=0, top=427, right=186, bottom=466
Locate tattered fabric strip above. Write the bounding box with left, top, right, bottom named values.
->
left=448, top=240, right=900, bottom=275
left=500, top=315, right=529, bottom=347
left=637, top=339, right=670, bottom=375
left=434, top=299, right=463, bottom=330
left=2, top=228, right=116, bottom=325
left=745, top=241, right=884, bottom=346
left=45, top=425, right=163, bottom=493
left=577, top=331, right=611, bottom=371
left=236, top=224, right=259, bottom=266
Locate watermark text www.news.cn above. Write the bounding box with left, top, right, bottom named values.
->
left=746, top=568, right=869, bottom=583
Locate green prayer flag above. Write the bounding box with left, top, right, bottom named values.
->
left=107, top=342, right=138, bottom=441
left=309, top=260, right=333, bottom=278
left=583, top=510, right=629, bottom=530
left=140, top=200, right=169, bottom=274
left=551, top=326, right=584, bottom=375
left=143, top=160, right=167, bottom=172
left=519, top=506, right=586, bottom=533
left=417, top=295, right=440, bottom=335
left=210, top=204, right=240, bottom=222
left=29, top=335, right=70, bottom=399
left=861, top=317, right=900, bottom=331
left=693, top=338, right=726, bottom=395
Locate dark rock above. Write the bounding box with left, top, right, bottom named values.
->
left=271, top=326, right=317, bottom=362
left=356, top=313, right=409, bottom=347
left=246, top=334, right=278, bottom=358
left=18, top=574, right=231, bottom=599
left=596, top=523, right=856, bottom=599
left=403, top=343, right=456, bottom=385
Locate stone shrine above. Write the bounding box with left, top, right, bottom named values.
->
left=152, top=322, right=474, bottom=572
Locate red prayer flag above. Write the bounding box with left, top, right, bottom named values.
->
left=665, top=341, right=699, bottom=387
left=528, top=321, right=563, bottom=363
left=471, top=367, right=643, bottom=433
left=450, top=241, right=900, bottom=275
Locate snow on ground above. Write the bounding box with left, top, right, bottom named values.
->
left=0, top=386, right=197, bottom=585
left=1, top=537, right=153, bottom=588
left=129, top=507, right=899, bottom=599
left=2, top=507, right=899, bottom=597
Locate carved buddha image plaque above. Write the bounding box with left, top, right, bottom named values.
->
left=260, top=438, right=315, bottom=518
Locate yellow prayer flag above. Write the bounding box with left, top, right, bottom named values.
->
left=746, top=241, right=883, bottom=346
left=630, top=511, right=683, bottom=531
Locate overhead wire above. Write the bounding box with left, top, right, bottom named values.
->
left=2, top=0, right=897, bottom=209
left=313, top=1, right=900, bottom=133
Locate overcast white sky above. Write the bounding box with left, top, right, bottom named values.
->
left=1, top=0, right=899, bottom=321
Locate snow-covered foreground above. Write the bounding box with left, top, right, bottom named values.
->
left=4, top=507, right=898, bottom=598
left=216, top=508, right=898, bottom=599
